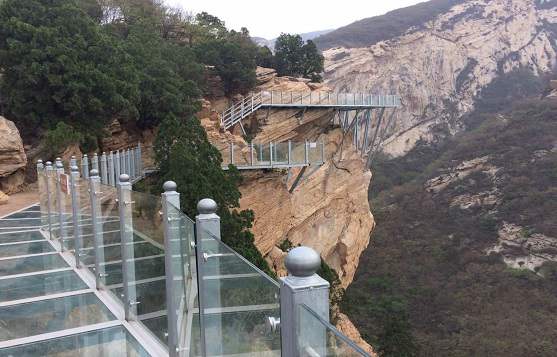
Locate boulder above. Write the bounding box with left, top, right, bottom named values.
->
left=0, top=190, right=8, bottom=205
left=0, top=117, right=27, bottom=194
left=256, top=66, right=277, bottom=85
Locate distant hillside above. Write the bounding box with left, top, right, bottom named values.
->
left=314, top=0, right=465, bottom=49
left=253, top=29, right=333, bottom=50
left=343, top=70, right=557, bottom=356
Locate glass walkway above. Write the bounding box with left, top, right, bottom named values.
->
left=0, top=158, right=369, bottom=356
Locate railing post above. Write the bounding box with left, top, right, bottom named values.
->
left=270, top=91, right=273, bottom=104
left=304, top=140, right=309, bottom=165
left=82, top=154, right=89, bottom=179
left=137, top=143, right=143, bottom=177
left=115, top=151, right=121, bottom=181
left=288, top=140, right=292, bottom=165
left=120, top=150, right=126, bottom=176
left=230, top=143, right=234, bottom=165
left=250, top=143, right=254, bottom=166
left=118, top=174, right=137, bottom=321
left=108, top=152, right=115, bottom=187
left=92, top=153, right=99, bottom=173
left=69, top=165, right=83, bottom=267
left=127, top=149, right=132, bottom=177
left=321, top=141, right=326, bottom=164
left=130, top=148, right=136, bottom=180
left=89, top=169, right=105, bottom=289
left=270, top=142, right=274, bottom=167
left=55, top=160, right=67, bottom=251
left=195, top=199, right=222, bottom=357
left=100, top=152, right=108, bottom=185
left=70, top=155, right=77, bottom=168
left=45, top=162, right=54, bottom=237
left=162, top=181, right=181, bottom=357
left=279, top=247, right=330, bottom=357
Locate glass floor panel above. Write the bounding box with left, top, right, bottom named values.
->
left=0, top=231, right=46, bottom=244
left=0, top=254, right=68, bottom=277
left=80, top=241, right=163, bottom=266
left=140, top=315, right=167, bottom=344
left=0, top=219, right=43, bottom=228
left=0, top=325, right=149, bottom=357
left=102, top=256, right=165, bottom=286
left=0, top=270, right=88, bottom=302
left=2, top=211, right=41, bottom=219
left=0, top=241, right=54, bottom=258
left=0, top=293, right=116, bottom=341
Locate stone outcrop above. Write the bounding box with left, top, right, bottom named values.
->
left=200, top=74, right=374, bottom=287
left=323, top=0, right=557, bottom=156
left=335, top=313, right=377, bottom=356
left=0, top=116, right=27, bottom=194
left=101, top=119, right=156, bottom=170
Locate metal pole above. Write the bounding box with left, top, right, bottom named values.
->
left=70, top=155, right=77, bottom=168
left=279, top=247, right=330, bottom=357
left=137, top=143, right=142, bottom=177
left=115, top=151, right=121, bottom=181
left=259, top=143, right=263, bottom=162
left=196, top=199, right=222, bottom=357
left=288, top=140, right=292, bottom=165
left=120, top=150, right=126, bottom=176
left=126, top=149, right=132, bottom=177
left=108, top=152, right=115, bottom=187
left=321, top=141, right=325, bottom=164
left=55, top=160, right=66, bottom=251
left=250, top=143, right=254, bottom=166
left=89, top=169, right=105, bottom=289
left=270, top=142, right=273, bottom=167
left=92, top=153, right=99, bottom=173
left=69, top=165, right=82, bottom=267
left=162, top=181, right=181, bottom=357
left=118, top=174, right=137, bottom=321
left=230, top=143, right=234, bottom=165
left=45, top=161, right=54, bottom=238
left=304, top=140, right=309, bottom=165
left=130, top=148, right=136, bottom=179
left=100, top=152, right=108, bottom=185
left=82, top=154, right=89, bottom=179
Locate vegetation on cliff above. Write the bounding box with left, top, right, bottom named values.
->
left=344, top=70, right=557, bottom=356
left=314, top=0, right=466, bottom=49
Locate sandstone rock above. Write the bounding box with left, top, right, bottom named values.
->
left=205, top=65, right=225, bottom=98
left=0, top=191, right=8, bottom=205
left=335, top=313, right=377, bottom=356
left=101, top=119, right=156, bottom=170
left=324, top=0, right=557, bottom=156
left=256, top=66, right=277, bottom=85
left=0, top=117, right=27, bottom=194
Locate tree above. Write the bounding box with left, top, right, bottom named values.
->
left=256, top=45, right=274, bottom=68
left=0, top=0, right=138, bottom=137
left=274, top=34, right=324, bottom=82
left=154, top=114, right=272, bottom=275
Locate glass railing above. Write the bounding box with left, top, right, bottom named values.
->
left=197, top=229, right=281, bottom=356
left=34, top=158, right=369, bottom=357
left=260, top=91, right=401, bottom=107
left=223, top=141, right=325, bottom=169
left=298, top=304, right=369, bottom=356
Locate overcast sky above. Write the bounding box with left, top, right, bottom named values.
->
left=164, top=0, right=426, bottom=39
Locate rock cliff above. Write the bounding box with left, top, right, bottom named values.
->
left=0, top=116, right=27, bottom=197
left=323, top=0, right=557, bottom=156
left=200, top=68, right=374, bottom=287
left=200, top=67, right=376, bottom=353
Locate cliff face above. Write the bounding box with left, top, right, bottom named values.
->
left=323, top=0, right=557, bottom=156
left=200, top=68, right=374, bottom=287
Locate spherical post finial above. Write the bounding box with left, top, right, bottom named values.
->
left=45, top=161, right=52, bottom=166
left=90, top=169, right=99, bottom=177
left=163, top=181, right=177, bottom=192
left=56, top=161, right=63, bottom=169
left=37, top=159, right=43, bottom=164
left=71, top=165, right=79, bottom=172
left=285, top=246, right=321, bottom=277
left=197, top=198, right=217, bottom=214
left=119, top=174, right=130, bottom=183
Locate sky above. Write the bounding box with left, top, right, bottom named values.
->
left=164, top=0, right=426, bottom=39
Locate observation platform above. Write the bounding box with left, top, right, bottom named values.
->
left=221, top=91, right=400, bottom=131
left=0, top=154, right=370, bottom=356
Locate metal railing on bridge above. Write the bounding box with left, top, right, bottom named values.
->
left=34, top=156, right=369, bottom=357
left=221, top=91, right=401, bottom=130
left=222, top=140, right=325, bottom=170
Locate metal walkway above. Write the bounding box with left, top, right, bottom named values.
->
left=221, top=91, right=400, bottom=131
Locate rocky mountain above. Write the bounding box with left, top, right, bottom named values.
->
left=321, top=0, right=557, bottom=156
left=252, top=29, right=334, bottom=50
